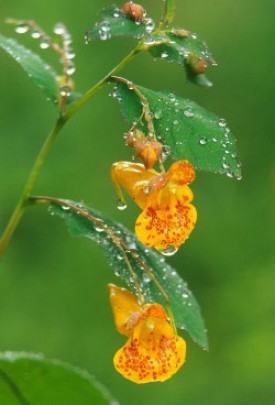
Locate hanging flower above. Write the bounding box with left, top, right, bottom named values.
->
left=111, top=160, right=197, bottom=251
left=108, top=284, right=186, bottom=383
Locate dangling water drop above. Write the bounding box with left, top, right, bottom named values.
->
left=160, top=245, right=178, bottom=256
left=117, top=199, right=127, bottom=211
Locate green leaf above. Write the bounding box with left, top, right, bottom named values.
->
left=0, top=34, right=80, bottom=105
left=149, top=31, right=216, bottom=87
left=0, top=34, right=58, bottom=102
left=113, top=81, right=242, bottom=178
left=86, top=7, right=153, bottom=41
left=0, top=352, right=118, bottom=405
left=47, top=198, right=208, bottom=349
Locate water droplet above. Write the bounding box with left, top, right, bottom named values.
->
left=84, top=32, right=90, bottom=44
left=199, top=137, right=208, bottom=145
left=154, top=110, right=162, bottom=119
left=160, top=145, right=171, bottom=162
left=143, top=185, right=151, bottom=194
left=95, top=222, right=104, bottom=232
left=226, top=171, right=234, bottom=178
left=39, top=41, right=50, bottom=49
left=212, top=137, right=218, bottom=142
left=218, top=118, right=227, bottom=128
left=144, top=18, right=155, bottom=33
left=160, top=245, right=178, bottom=256
left=101, top=21, right=110, bottom=32
left=15, top=24, right=29, bottom=34
left=66, top=65, right=75, bottom=76
left=31, top=31, right=41, bottom=39
left=113, top=9, right=120, bottom=18
left=168, top=93, right=176, bottom=102
left=183, top=107, right=194, bottom=118
left=236, top=174, right=242, bottom=181
left=117, top=199, right=127, bottom=210
left=191, top=32, right=198, bottom=39
left=117, top=254, right=123, bottom=261
left=67, top=52, right=76, bottom=60
left=173, top=120, right=179, bottom=126
left=53, top=23, right=66, bottom=35
left=60, top=85, right=71, bottom=97
left=61, top=205, right=70, bottom=211
left=222, top=162, right=230, bottom=170
left=142, top=274, right=151, bottom=283
left=161, top=52, right=168, bottom=59
left=182, top=293, right=189, bottom=299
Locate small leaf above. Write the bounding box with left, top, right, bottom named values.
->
left=0, top=34, right=58, bottom=102
left=0, top=352, right=118, bottom=405
left=149, top=31, right=216, bottom=87
left=47, top=199, right=208, bottom=349
left=86, top=8, right=154, bottom=41
left=113, top=81, right=242, bottom=178
left=0, top=34, right=80, bottom=105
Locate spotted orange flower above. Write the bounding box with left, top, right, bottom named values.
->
left=111, top=160, right=197, bottom=251
left=108, top=284, right=186, bottom=383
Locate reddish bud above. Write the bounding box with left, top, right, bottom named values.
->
left=188, top=54, right=208, bottom=74
left=135, top=137, right=163, bottom=169
left=120, top=2, right=145, bottom=23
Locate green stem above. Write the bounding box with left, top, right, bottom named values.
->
left=64, top=43, right=143, bottom=121
left=160, top=0, right=176, bottom=29
left=0, top=43, right=144, bottom=258
left=0, top=117, right=65, bottom=258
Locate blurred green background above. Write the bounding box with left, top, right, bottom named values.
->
left=0, top=0, right=274, bottom=404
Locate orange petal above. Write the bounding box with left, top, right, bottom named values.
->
left=111, top=162, right=158, bottom=208
left=166, top=160, right=196, bottom=185
left=135, top=196, right=197, bottom=250
left=108, top=284, right=142, bottom=336
left=113, top=304, right=186, bottom=383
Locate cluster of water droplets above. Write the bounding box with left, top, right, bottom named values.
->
left=12, top=19, right=76, bottom=99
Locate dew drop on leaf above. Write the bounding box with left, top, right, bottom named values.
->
left=15, top=24, right=29, bottom=34
left=31, top=31, right=41, bottom=39
left=183, top=107, right=194, bottom=118
left=199, top=137, right=208, bottom=145
left=218, top=118, right=227, bottom=128
left=39, top=41, right=50, bottom=49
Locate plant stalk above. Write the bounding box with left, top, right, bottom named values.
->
left=0, top=43, right=144, bottom=258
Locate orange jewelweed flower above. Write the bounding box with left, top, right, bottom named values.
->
left=108, top=284, right=186, bottom=383
left=111, top=160, right=197, bottom=252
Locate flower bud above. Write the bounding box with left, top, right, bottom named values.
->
left=188, top=54, right=208, bottom=74
left=135, top=137, right=163, bottom=169
left=120, top=2, right=145, bottom=23
left=173, top=29, right=190, bottom=39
